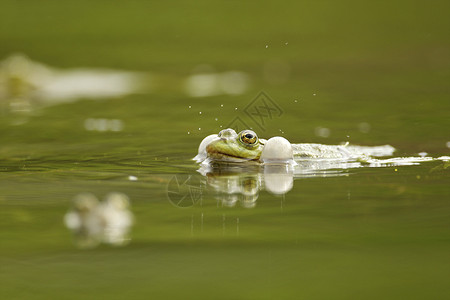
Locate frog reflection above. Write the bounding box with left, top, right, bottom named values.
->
left=64, top=192, right=134, bottom=249
left=206, top=173, right=261, bottom=208
left=198, top=162, right=294, bottom=208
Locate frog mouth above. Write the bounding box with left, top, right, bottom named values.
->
left=206, top=145, right=260, bottom=162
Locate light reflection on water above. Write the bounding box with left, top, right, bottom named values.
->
left=64, top=192, right=134, bottom=249
left=184, top=69, right=250, bottom=97
left=0, top=54, right=252, bottom=118
left=0, top=53, right=151, bottom=114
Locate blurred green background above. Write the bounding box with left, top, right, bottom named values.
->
left=0, top=1, right=449, bottom=299
left=1, top=0, right=449, bottom=153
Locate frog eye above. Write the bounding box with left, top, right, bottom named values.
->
left=239, top=130, right=258, bottom=147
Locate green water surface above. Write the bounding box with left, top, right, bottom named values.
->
left=1, top=1, right=449, bottom=299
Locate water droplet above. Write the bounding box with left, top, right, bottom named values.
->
left=215, top=118, right=218, bottom=121
left=220, top=104, right=224, bottom=107
left=418, top=152, right=428, bottom=157
left=188, top=105, right=191, bottom=108
left=220, top=125, right=223, bottom=128
left=199, top=111, right=202, bottom=115
left=265, top=45, right=269, bottom=49
left=313, top=93, right=316, bottom=96
left=294, top=100, right=298, bottom=103
left=234, top=107, right=237, bottom=110
left=187, top=131, right=190, bottom=134
left=198, top=128, right=201, bottom=131
left=285, top=42, right=289, bottom=45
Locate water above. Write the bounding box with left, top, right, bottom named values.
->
left=1, top=102, right=448, bottom=300
left=1, top=1, right=450, bottom=299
